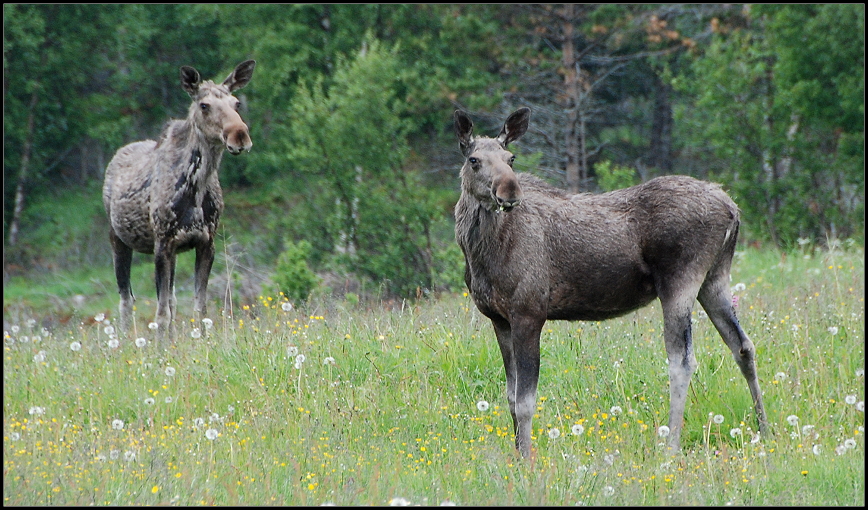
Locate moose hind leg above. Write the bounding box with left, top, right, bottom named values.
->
left=659, top=292, right=700, bottom=451
left=698, top=281, right=769, bottom=437
left=194, top=240, right=216, bottom=319
left=110, top=228, right=135, bottom=332
left=154, top=243, right=175, bottom=340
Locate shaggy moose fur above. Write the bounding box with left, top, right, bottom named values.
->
left=453, top=107, right=769, bottom=458
left=103, top=60, right=256, bottom=339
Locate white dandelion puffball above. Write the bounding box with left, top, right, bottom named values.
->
left=191, top=328, right=201, bottom=339
left=323, top=356, right=336, bottom=365
left=148, top=322, right=159, bottom=330
left=165, top=367, right=176, bottom=377
left=572, top=423, right=585, bottom=436
left=205, top=429, right=219, bottom=440
left=282, top=302, right=293, bottom=312
left=33, top=351, right=46, bottom=363
left=103, top=325, right=115, bottom=336
left=828, top=326, right=839, bottom=335
left=135, top=337, right=147, bottom=348
left=857, top=401, right=864, bottom=412
left=29, top=406, right=45, bottom=416
left=476, top=400, right=490, bottom=412
left=194, top=417, right=205, bottom=428
left=124, top=451, right=136, bottom=462
left=730, top=428, right=743, bottom=438
left=144, top=398, right=155, bottom=405
left=294, top=354, right=306, bottom=369
left=845, top=395, right=857, bottom=405
left=812, top=444, right=822, bottom=455
left=388, top=497, right=411, bottom=506
left=164, top=396, right=173, bottom=404
left=108, top=338, right=119, bottom=349
left=657, top=425, right=670, bottom=438
left=202, top=318, right=213, bottom=329
left=94, top=313, right=105, bottom=322
left=775, top=371, right=788, bottom=381
left=844, top=438, right=857, bottom=449
left=110, top=450, right=120, bottom=460
left=732, top=282, right=746, bottom=292
left=786, top=415, right=799, bottom=426
left=548, top=428, right=561, bottom=439
left=602, top=486, right=615, bottom=497
left=112, top=419, right=124, bottom=430
left=713, top=414, right=724, bottom=424
left=610, top=405, right=622, bottom=416
left=287, top=345, right=299, bottom=357
left=69, top=341, right=82, bottom=352
left=750, top=432, right=761, bottom=444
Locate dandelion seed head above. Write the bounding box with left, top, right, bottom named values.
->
left=287, top=346, right=299, bottom=357
left=439, top=500, right=457, bottom=506
left=476, top=400, right=489, bottom=412
left=603, top=454, right=615, bottom=465
left=602, top=486, right=615, bottom=497
left=148, top=322, right=158, bottom=330
left=750, top=432, right=761, bottom=444
left=108, top=339, right=119, bottom=349
left=323, top=356, right=336, bottom=365
left=282, top=302, right=293, bottom=312
left=388, top=497, right=411, bottom=506
left=657, top=425, right=670, bottom=438
left=193, top=418, right=205, bottom=427
left=856, top=369, right=865, bottom=377
left=548, top=428, right=561, bottom=439
left=191, top=328, right=201, bottom=339
left=572, top=423, right=585, bottom=436
left=164, top=396, right=173, bottom=404
left=610, top=405, right=622, bottom=416
left=713, top=414, right=724, bottom=424
left=94, top=313, right=105, bottom=323
left=135, top=337, right=147, bottom=348
left=205, top=429, right=219, bottom=440
left=165, top=367, right=176, bottom=377
left=11, top=432, right=21, bottom=441
left=112, top=419, right=124, bottom=430
left=124, top=450, right=136, bottom=462
left=812, top=444, right=822, bottom=455
left=33, top=352, right=46, bottom=363
left=844, top=438, right=857, bottom=449
left=835, top=445, right=847, bottom=455
left=775, top=371, right=788, bottom=380
left=202, top=318, right=213, bottom=329
left=845, top=395, right=857, bottom=405
left=19, top=335, right=29, bottom=343
left=210, top=412, right=220, bottom=423
left=828, top=326, right=839, bottom=335
left=786, top=415, right=799, bottom=426
left=733, top=283, right=746, bottom=292
left=857, top=401, right=864, bottom=412
left=144, top=398, right=155, bottom=405
left=110, top=450, right=120, bottom=460
left=11, top=325, right=20, bottom=334
left=28, top=406, right=45, bottom=416
left=69, top=341, right=82, bottom=352
left=103, top=325, right=115, bottom=336
left=730, top=427, right=742, bottom=438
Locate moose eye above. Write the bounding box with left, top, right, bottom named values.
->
left=468, top=157, right=479, bottom=166
left=508, top=156, right=516, bottom=166
left=199, top=103, right=210, bottom=112
left=235, top=101, right=241, bottom=110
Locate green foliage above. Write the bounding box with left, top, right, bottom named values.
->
left=271, top=240, right=319, bottom=304
left=594, top=160, right=639, bottom=192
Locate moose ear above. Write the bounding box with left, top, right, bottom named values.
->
left=223, top=60, right=256, bottom=92
left=454, top=110, right=475, bottom=157
left=496, top=107, right=530, bottom=147
left=180, top=66, right=201, bottom=96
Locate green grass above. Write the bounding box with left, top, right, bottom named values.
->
left=3, top=246, right=864, bottom=505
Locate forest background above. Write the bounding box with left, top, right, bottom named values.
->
left=3, top=4, right=864, bottom=309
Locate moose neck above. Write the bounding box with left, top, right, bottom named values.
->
left=455, top=191, right=509, bottom=260
left=174, top=116, right=225, bottom=185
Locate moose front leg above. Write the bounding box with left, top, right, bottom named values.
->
left=510, top=316, right=545, bottom=459
left=194, top=240, right=216, bottom=320
left=492, top=317, right=518, bottom=436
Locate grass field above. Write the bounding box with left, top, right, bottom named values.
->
left=3, top=245, right=864, bottom=505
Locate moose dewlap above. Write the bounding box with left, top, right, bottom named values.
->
left=452, top=107, right=769, bottom=458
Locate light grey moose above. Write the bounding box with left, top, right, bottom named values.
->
left=103, top=60, right=256, bottom=339
left=453, top=107, right=769, bottom=458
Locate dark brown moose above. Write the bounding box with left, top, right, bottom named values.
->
left=453, top=107, right=769, bottom=458
left=103, top=60, right=256, bottom=340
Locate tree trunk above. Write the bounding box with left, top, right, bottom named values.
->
left=648, top=75, right=673, bottom=173
left=561, top=4, right=581, bottom=193
left=7, top=87, right=39, bottom=248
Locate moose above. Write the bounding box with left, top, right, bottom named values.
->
left=103, top=60, right=256, bottom=339
left=453, top=107, right=769, bottom=458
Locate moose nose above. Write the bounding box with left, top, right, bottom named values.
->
left=224, top=125, right=252, bottom=155
left=492, top=173, right=523, bottom=212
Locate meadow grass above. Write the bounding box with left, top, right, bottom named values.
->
left=3, top=245, right=864, bottom=506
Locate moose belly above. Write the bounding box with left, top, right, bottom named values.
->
left=547, top=265, right=658, bottom=321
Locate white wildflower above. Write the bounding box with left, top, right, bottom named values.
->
left=786, top=415, right=799, bottom=426
left=732, top=283, right=746, bottom=292
left=94, top=313, right=105, bottom=323
left=108, top=338, right=119, bottom=349
left=112, top=419, right=124, bottom=430
left=730, top=428, right=743, bottom=438
left=165, top=366, right=176, bottom=377
left=148, top=322, right=159, bottom=330
left=282, top=302, right=293, bottom=312
left=202, top=318, right=213, bottom=329
left=323, top=356, right=336, bottom=365
left=657, top=425, right=670, bottom=438
left=476, top=400, right=489, bottom=412
left=548, top=428, right=561, bottom=439
left=191, top=328, right=201, bottom=339
left=845, top=395, right=857, bottom=405
left=135, top=337, right=147, bottom=348
left=827, top=326, right=838, bottom=335
left=812, top=444, right=822, bottom=455
left=856, top=401, right=864, bottom=412
left=844, top=438, right=857, bottom=449
left=713, top=414, right=724, bottom=424
left=610, top=405, right=622, bottom=416
left=70, top=341, right=82, bottom=352
left=287, top=345, right=299, bottom=357
left=572, top=423, right=585, bottom=436
left=103, top=325, right=115, bottom=336
left=205, top=429, right=219, bottom=440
